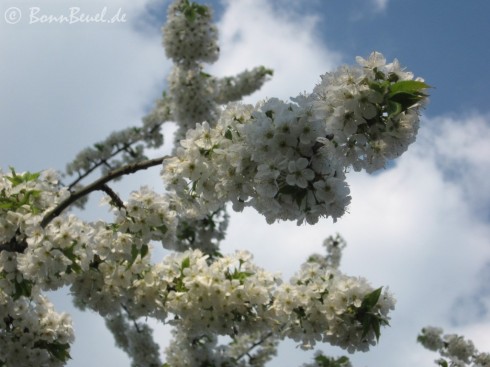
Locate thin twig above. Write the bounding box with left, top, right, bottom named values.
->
left=41, top=156, right=168, bottom=228
left=234, top=331, right=274, bottom=362
left=67, top=122, right=165, bottom=190
left=121, top=304, right=141, bottom=333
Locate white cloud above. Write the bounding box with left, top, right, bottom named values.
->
left=428, top=113, right=490, bottom=219
left=0, top=0, right=168, bottom=172
left=209, top=0, right=342, bottom=102
left=372, top=0, right=390, bottom=12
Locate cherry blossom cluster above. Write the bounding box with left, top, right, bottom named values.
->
left=160, top=249, right=393, bottom=352
left=0, top=170, right=106, bottom=364
left=162, top=0, right=221, bottom=137
left=76, top=244, right=392, bottom=353
left=313, top=52, right=427, bottom=173
left=105, top=311, right=162, bottom=367
left=161, top=100, right=350, bottom=224
left=162, top=0, right=219, bottom=65
left=0, top=168, right=390, bottom=365
left=418, top=327, right=490, bottom=367
left=0, top=293, right=73, bottom=367
left=162, top=0, right=272, bottom=143
left=162, top=53, right=428, bottom=224
left=58, top=237, right=394, bottom=358
left=306, top=234, right=347, bottom=270
left=171, top=206, right=229, bottom=255
left=164, top=328, right=278, bottom=367
left=167, top=65, right=221, bottom=136
left=211, top=67, right=275, bottom=104
left=275, top=255, right=394, bottom=351
left=0, top=169, right=68, bottom=245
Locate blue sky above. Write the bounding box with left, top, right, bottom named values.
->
left=1, top=0, right=490, bottom=366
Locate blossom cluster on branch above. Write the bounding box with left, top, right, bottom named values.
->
left=0, top=163, right=393, bottom=365
left=162, top=52, right=428, bottom=224
left=418, top=327, right=490, bottom=367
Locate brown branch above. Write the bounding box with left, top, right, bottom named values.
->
left=68, top=144, right=127, bottom=190
left=67, top=121, right=166, bottom=190
left=100, top=184, right=125, bottom=210
left=41, top=156, right=168, bottom=228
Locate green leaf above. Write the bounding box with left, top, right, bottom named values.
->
left=140, top=244, right=149, bottom=259
left=94, top=143, right=104, bottom=151
left=62, top=243, right=82, bottom=274
left=25, top=172, right=41, bottom=182
left=313, top=354, right=350, bottom=367
left=386, top=80, right=430, bottom=111
left=0, top=199, right=15, bottom=210
left=183, top=7, right=196, bottom=21
left=180, top=1, right=209, bottom=22
left=314, top=354, right=330, bottom=366
left=373, top=67, right=386, bottom=81
left=48, top=343, right=71, bottom=362
left=224, top=127, right=233, bottom=140
left=394, top=93, right=424, bottom=111
left=13, top=279, right=33, bottom=300
left=34, top=341, right=71, bottom=362
left=195, top=4, right=208, bottom=17
left=361, top=287, right=382, bottom=311
left=367, top=80, right=389, bottom=94
left=225, top=269, right=254, bottom=284
left=337, top=356, right=350, bottom=364
left=388, top=80, right=430, bottom=96
left=5, top=169, right=41, bottom=187
left=126, top=244, right=139, bottom=268
left=387, top=100, right=403, bottom=117
left=181, top=257, right=190, bottom=271
left=372, top=316, right=381, bottom=341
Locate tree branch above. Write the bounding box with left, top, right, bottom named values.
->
left=100, top=184, right=126, bottom=210
left=41, top=156, right=168, bottom=228
left=234, top=331, right=274, bottom=363
left=68, top=142, right=132, bottom=190
left=67, top=122, right=166, bottom=190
